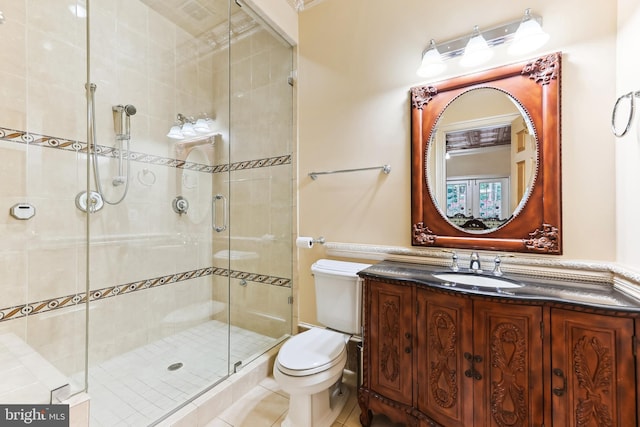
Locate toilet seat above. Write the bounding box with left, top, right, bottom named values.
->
left=276, top=328, right=347, bottom=377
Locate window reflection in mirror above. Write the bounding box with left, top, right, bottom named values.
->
left=426, top=88, right=538, bottom=234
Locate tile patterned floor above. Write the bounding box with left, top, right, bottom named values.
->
left=206, top=372, right=404, bottom=427
left=80, top=320, right=278, bottom=426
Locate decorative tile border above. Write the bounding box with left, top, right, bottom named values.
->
left=0, top=126, right=293, bottom=323
left=0, top=126, right=291, bottom=174
left=0, top=266, right=291, bottom=323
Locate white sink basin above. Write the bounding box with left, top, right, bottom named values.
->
left=432, top=272, right=523, bottom=289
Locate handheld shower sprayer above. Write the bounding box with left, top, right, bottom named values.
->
left=113, top=104, right=137, bottom=140
left=111, top=104, right=137, bottom=187
left=85, top=81, right=137, bottom=206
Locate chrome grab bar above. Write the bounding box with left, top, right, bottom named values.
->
left=212, top=194, right=227, bottom=232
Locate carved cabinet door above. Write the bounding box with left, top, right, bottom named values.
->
left=416, top=288, right=474, bottom=427
left=550, top=309, right=637, bottom=427
left=368, top=280, right=414, bottom=406
left=473, top=301, right=544, bottom=427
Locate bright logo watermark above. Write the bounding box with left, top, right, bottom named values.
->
left=0, top=405, right=68, bottom=426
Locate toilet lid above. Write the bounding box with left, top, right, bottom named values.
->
left=311, top=259, right=371, bottom=277
left=277, top=328, right=347, bottom=375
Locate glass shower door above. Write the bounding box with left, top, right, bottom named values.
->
left=0, top=0, right=88, bottom=405
left=226, top=1, right=294, bottom=371
left=85, top=0, right=232, bottom=425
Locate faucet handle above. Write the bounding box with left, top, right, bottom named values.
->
left=493, top=255, right=503, bottom=276
left=451, top=252, right=459, bottom=272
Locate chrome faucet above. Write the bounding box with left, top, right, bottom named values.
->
left=469, top=252, right=481, bottom=272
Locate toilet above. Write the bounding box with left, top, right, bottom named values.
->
left=274, top=259, right=371, bottom=427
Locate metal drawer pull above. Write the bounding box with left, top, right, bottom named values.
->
left=464, top=352, right=483, bottom=380
left=552, top=368, right=567, bottom=396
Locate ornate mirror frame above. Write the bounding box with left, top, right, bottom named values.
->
left=410, top=52, right=562, bottom=254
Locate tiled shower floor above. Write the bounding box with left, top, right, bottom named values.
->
left=79, top=320, right=278, bottom=426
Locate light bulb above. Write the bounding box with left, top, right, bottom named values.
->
left=194, top=118, right=210, bottom=133
left=181, top=122, right=197, bottom=137
left=460, top=26, right=493, bottom=68
left=167, top=125, right=184, bottom=140
left=417, top=40, right=447, bottom=78
left=508, top=9, right=550, bottom=55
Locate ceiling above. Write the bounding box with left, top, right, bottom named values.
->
left=446, top=124, right=512, bottom=152
left=140, top=0, right=267, bottom=50
left=137, top=0, right=323, bottom=56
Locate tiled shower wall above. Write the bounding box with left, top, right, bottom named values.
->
left=0, top=0, right=293, bottom=402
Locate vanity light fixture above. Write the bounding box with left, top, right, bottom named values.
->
left=416, top=8, right=549, bottom=78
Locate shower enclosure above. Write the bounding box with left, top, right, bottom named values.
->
left=0, top=1, right=293, bottom=425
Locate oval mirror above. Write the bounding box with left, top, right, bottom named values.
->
left=410, top=52, right=562, bottom=254
left=426, top=88, right=538, bottom=234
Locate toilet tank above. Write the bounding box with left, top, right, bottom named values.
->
left=311, top=259, right=372, bottom=335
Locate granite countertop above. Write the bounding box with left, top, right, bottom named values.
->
left=359, top=260, right=640, bottom=312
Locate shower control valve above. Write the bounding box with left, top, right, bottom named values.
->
left=172, top=196, right=189, bottom=215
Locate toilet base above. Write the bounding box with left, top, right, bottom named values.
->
left=281, top=379, right=350, bottom=427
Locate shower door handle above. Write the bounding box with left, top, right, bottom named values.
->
left=212, top=194, right=228, bottom=232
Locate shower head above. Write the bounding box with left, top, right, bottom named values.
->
left=113, top=104, right=136, bottom=140
left=124, top=104, right=137, bottom=116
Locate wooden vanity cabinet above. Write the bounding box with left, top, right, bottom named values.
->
left=415, top=287, right=473, bottom=427
left=415, top=286, right=544, bottom=427
left=368, top=279, right=414, bottom=405
left=362, top=279, right=415, bottom=426
left=549, top=309, right=637, bottom=426
left=359, top=276, right=639, bottom=427
left=470, top=299, right=544, bottom=427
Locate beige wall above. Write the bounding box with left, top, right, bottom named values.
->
left=616, top=1, right=640, bottom=269
left=296, top=0, right=619, bottom=325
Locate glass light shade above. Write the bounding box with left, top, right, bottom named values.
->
left=508, top=16, right=550, bottom=55
left=417, top=41, right=447, bottom=78
left=460, top=27, right=493, bottom=68
left=181, top=122, right=197, bottom=137
left=167, top=125, right=184, bottom=140
left=194, top=118, right=211, bottom=133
